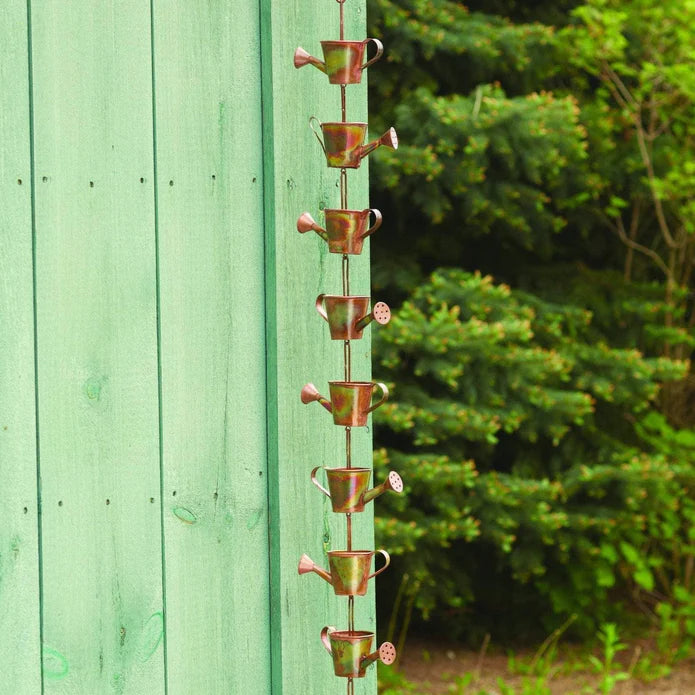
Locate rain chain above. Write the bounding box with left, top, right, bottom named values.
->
left=295, top=1, right=402, bottom=692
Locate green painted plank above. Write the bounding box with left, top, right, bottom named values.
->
left=31, top=2, right=165, bottom=692
left=152, top=1, right=271, bottom=692
left=0, top=4, right=42, bottom=692
left=261, top=0, right=378, bottom=691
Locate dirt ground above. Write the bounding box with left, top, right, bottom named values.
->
left=398, top=639, right=695, bottom=694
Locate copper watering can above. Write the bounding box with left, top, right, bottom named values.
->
left=320, top=627, right=396, bottom=678
left=301, top=381, right=388, bottom=427
left=309, top=117, right=398, bottom=169
left=294, top=39, right=383, bottom=84
left=311, top=466, right=403, bottom=513
left=298, top=549, right=390, bottom=595
left=315, top=294, right=391, bottom=340
left=297, top=208, right=382, bottom=255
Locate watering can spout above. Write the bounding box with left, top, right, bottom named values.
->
left=355, top=301, right=391, bottom=332
left=297, top=212, right=329, bottom=242
left=293, top=46, right=327, bottom=73
left=362, top=642, right=397, bottom=669
left=301, top=383, right=333, bottom=413
left=298, top=554, right=333, bottom=585
left=358, top=127, right=398, bottom=160
left=362, top=471, right=404, bottom=505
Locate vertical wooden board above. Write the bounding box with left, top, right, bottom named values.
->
left=152, top=1, right=271, bottom=692
left=261, top=0, right=377, bottom=691
left=31, top=2, right=165, bottom=692
left=0, top=4, right=42, bottom=692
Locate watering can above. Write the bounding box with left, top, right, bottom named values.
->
left=309, top=118, right=398, bottom=169
left=315, top=294, right=391, bottom=340
left=301, top=381, right=388, bottom=427
left=294, top=39, right=383, bottom=84
left=296, top=208, right=382, bottom=255
left=311, top=466, right=403, bottom=513
left=298, top=549, right=390, bottom=595
left=320, top=627, right=396, bottom=677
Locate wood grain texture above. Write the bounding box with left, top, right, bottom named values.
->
left=0, top=4, right=42, bottom=692
left=152, top=1, right=272, bottom=692
left=31, top=2, right=165, bottom=692
left=261, top=0, right=378, bottom=691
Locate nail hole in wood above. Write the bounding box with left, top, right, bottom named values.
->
left=252, top=177, right=257, bottom=183
left=172, top=490, right=177, bottom=496
left=17, top=179, right=22, bottom=185
left=213, top=492, right=218, bottom=500
left=58, top=500, right=63, bottom=507
left=169, top=180, right=174, bottom=186
left=23, top=507, right=28, bottom=514
left=140, top=177, right=145, bottom=183
left=42, top=176, right=48, bottom=183
left=211, top=174, right=216, bottom=180
left=89, top=181, right=94, bottom=188
left=150, top=497, right=155, bottom=503
left=106, top=499, right=110, bottom=505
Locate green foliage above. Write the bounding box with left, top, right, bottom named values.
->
left=561, top=0, right=695, bottom=364
left=369, top=0, right=560, bottom=99
left=374, top=85, right=590, bottom=251
left=655, top=585, right=695, bottom=663
left=587, top=623, right=630, bottom=694
left=367, top=0, right=695, bottom=645
left=373, top=269, right=689, bottom=636
left=377, top=667, right=419, bottom=694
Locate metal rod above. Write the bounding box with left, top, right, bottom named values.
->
left=342, top=252, right=350, bottom=294
left=340, top=169, right=348, bottom=208
left=338, top=12, right=354, bottom=691
left=340, top=0, right=345, bottom=40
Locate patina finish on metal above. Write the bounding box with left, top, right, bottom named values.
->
left=296, top=208, right=382, bottom=255
left=294, top=39, right=383, bottom=84
left=311, top=466, right=403, bottom=513
left=321, top=627, right=397, bottom=678
left=294, top=0, right=404, bottom=688
left=315, top=294, right=391, bottom=340
left=309, top=118, right=398, bottom=168
left=298, top=549, right=390, bottom=595
left=328, top=381, right=389, bottom=426
left=301, top=381, right=389, bottom=426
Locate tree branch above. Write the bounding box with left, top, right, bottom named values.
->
left=602, top=62, right=638, bottom=109
left=614, top=214, right=672, bottom=279
left=624, top=200, right=642, bottom=282
left=633, top=114, right=679, bottom=249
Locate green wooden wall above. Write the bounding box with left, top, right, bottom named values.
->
left=1, top=1, right=375, bottom=693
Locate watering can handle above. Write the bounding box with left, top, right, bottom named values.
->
left=367, top=382, right=389, bottom=413
left=368, top=549, right=391, bottom=580
left=361, top=38, right=384, bottom=70
left=362, top=209, right=382, bottom=239
left=308, top=116, right=326, bottom=155
left=320, top=626, right=335, bottom=655
left=310, top=466, right=331, bottom=499
left=315, top=295, right=328, bottom=322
